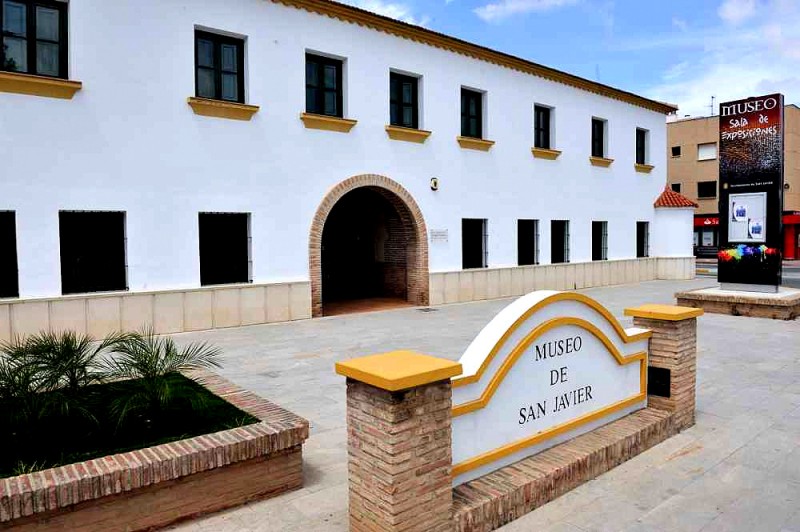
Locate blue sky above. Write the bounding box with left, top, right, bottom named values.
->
left=340, top=0, right=800, bottom=117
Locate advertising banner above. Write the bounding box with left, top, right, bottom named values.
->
left=718, top=94, right=784, bottom=291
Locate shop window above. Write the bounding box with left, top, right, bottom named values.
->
left=534, top=105, right=552, bottom=149
left=461, top=88, right=483, bottom=139
left=195, top=30, right=245, bottom=103
left=462, top=218, right=487, bottom=269
left=697, top=181, right=717, bottom=199
left=671, top=146, right=681, bottom=157
left=306, top=53, right=343, bottom=117
left=59, top=211, right=127, bottom=295
left=551, top=220, right=570, bottom=264
left=636, top=221, right=649, bottom=258
left=199, top=212, right=251, bottom=286
left=389, top=72, right=419, bottom=129
left=517, top=219, right=539, bottom=266
left=592, top=221, right=608, bottom=261
left=1, top=0, right=68, bottom=78
left=0, top=211, right=18, bottom=298
left=671, top=183, right=681, bottom=193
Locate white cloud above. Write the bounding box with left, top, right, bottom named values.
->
left=718, top=0, right=757, bottom=25
left=474, top=0, right=579, bottom=22
left=622, top=1, right=800, bottom=117
left=339, top=0, right=431, bottom=26
left=672, top=17, right=688, bottom=32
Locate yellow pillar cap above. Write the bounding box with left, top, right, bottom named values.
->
left=335, top=350, right=463, bottom=392
left=624, top=304, right=703, bottom=321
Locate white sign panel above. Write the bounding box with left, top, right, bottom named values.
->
left=430, top=229, right=448, bottom=243
left=450, top=291, right=650, bottom=485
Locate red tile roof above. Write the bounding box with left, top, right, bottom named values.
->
left=654, top=186, right=699, bottom=208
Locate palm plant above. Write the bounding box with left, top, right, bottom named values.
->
left=105, top=328, right=221, bottom=428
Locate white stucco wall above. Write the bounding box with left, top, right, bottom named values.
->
left=652, top=208, right=695, bottom=257
left=1, top=0, right=673, bottom=298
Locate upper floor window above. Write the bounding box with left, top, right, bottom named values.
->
left=389, top=72, right=419, bottom=129
left=306, top=53, right=343, bottom=117
left=461, top=88, right=483, bottom=139
left=671, top=146, right=681, bottom=157
left=697, top=180, right=716, bottom=199
left=671, top=182, right=681, bottom=193
left=195, top=30, right=244, bottom=103
left=1, top=0, right=67, bottom=78
left=534, top=105, right=552, bottom=149
left=591, top=118, right=607, bottom=158
left=697, top=142, right=717, bottom=161
left=636, top=128, right=649, bottom=164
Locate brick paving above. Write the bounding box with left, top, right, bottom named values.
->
left=168, top=279, right=800, bottom=532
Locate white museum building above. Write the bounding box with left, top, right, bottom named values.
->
left=0, top=0, right=696, bottom=338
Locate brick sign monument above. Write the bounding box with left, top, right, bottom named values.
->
left=336, top=291, right=702, bottom=531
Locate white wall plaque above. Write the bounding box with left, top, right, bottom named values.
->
left=450, top=290, right=650, bottom=485
left=430, top=229, right=448, bottom=243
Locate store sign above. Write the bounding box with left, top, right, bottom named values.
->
left=718, top=94, right=784, bottom=290
left=449, top=291, right=649, bottom=485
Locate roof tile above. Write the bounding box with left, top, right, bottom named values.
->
left=654, top=186, right=699, bottom=208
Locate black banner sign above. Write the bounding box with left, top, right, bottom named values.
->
left=718, top=94, right=784, bottom=289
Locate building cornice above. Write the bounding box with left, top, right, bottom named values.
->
left=272, top=0, right=677, bottom=115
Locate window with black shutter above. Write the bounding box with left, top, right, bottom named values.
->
left=551, top=220, right=570, bottom=264
left=0, top=211, right=18, bottom=298
left=591, top=118, right=606, bottom=158
left=306, top=53, right=343, bottom=117
left=534, top=105, right=551, bottom=149
left=461, top=88, right=483, bottom=139
left=592, top=221, right=608, bottom=261
left=462, top=218, right=487, bottom=269
left=199, top=213, right=251, bottom=286
left=636, top=221, right=649, bottom=258
left=195, top=30, right=245, bottom=103
left=59, top=212, right=127, bottom=295
left=518, top=219, right=539, bottom=266
left=389, top=72, right=418, bottom=129
left=636, top=128, right=648, bottom=164
left=1, top=0, right=68, bottom=78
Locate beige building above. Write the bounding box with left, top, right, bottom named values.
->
left=667, top=105, right=800, bottom=258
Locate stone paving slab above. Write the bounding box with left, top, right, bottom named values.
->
left=167, top=279, right=800, bottom=532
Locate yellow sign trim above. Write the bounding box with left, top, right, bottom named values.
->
left=452, top=291, right=650, bottom=389
left=451, top=316, right=646, bottom=417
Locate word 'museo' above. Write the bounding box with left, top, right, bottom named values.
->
left=519, top=334, right=594, bottom=425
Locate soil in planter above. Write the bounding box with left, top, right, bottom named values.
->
left=0, top=374, right=259, bottom=478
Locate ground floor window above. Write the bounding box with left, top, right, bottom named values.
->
left=592, top=221, right=608, bottom=261
left=636, top=221, right=649, bottom=258
left=550, top=220, right=569, bottom=264
left=517, top=219, right=539, bottom=266
left=59, top=211, right=127, bottom=295
left=0, top=211, right=19, bottom=298
left=462, top=218, right=488, bottom=269
left=199, top=212, right=251, bottom=286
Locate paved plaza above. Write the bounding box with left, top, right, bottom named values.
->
left=169, top=279, right=800, bottom=532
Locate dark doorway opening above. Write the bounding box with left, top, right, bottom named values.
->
left=462, top=218, right=488, bottom=269
left=321, top=187, right=414, bottom=314
left=199, top=213, right=251, bottom=286
left=59, top=211, right=127, bottom=295
left=0, top=212, right=19, bottom=298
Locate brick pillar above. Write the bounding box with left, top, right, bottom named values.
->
left=625, top=304, right=703, bottom=431
left=335, top=351, right=462, bottom=532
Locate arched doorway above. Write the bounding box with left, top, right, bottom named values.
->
left=309, top=175, right=429, bottom=317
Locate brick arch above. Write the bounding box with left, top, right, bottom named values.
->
left=309, top=174, right=429, bottom=317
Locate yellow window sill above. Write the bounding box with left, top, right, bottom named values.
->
left=0, top=71, right=82, bottom=99
left=635, top=163, right=655, bottom=174
left=300, top=112, right=357, bottom=133
left=187, top=97, right=260, bottom=121
left=457, top=136, right=495, bottom=151
left=589, top=156, right=614, bottom=167
left=385, top=125, right=432, bottom=143
left=531, top=147, right=562, bottom=160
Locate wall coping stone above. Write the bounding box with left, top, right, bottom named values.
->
left=0, top=369, right=309, bottom=523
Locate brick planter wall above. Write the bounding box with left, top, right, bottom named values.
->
left=0, top=370, right=309, bottom=532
